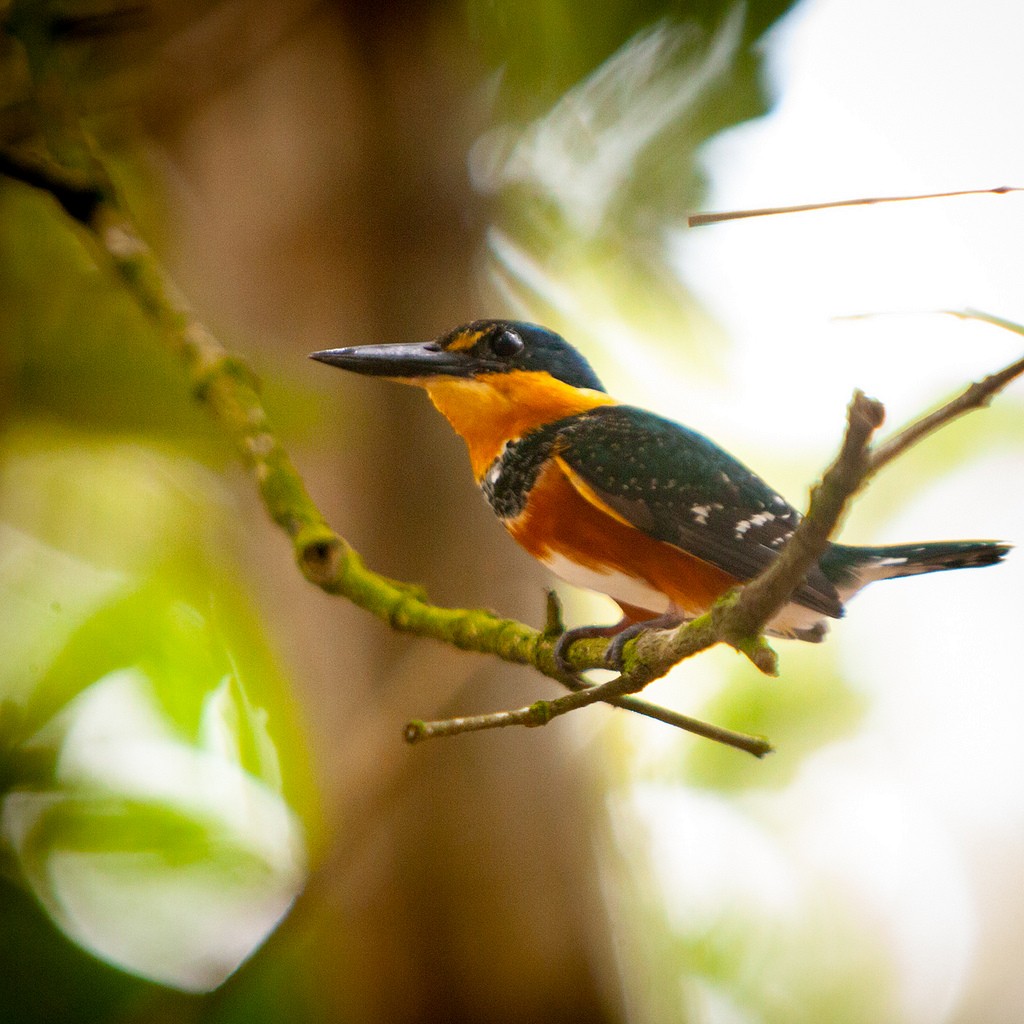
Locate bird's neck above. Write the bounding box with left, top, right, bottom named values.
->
left=424, top=371, right=616, bottom=478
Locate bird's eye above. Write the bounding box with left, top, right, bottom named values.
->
left=491, top=329, right=524, bottom=359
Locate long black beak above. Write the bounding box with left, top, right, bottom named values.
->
left=309, top=341, right=482, bottom=379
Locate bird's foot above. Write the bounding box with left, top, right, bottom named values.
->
left=553, top=613, right=686, bottom=674
left=604, top=613, right=685, bottom=670
left=553, top=622, right=626, bottom=676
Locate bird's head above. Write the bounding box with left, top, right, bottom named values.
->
left=311, top=321, right=614, bottom=477
left=310, top=320, right=605, bottom=391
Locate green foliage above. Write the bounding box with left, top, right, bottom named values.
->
left=0, top=426, right=315, bottom=999
left=472, top=0, right=797, bottom=138
left=467, top=0, right=800, bottom=380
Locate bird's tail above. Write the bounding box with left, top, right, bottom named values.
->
left=823, top=539, right=1011, bottom=595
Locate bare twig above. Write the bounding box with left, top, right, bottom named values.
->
left=557, top=674, right=774, bottom=757
left=405, top=674, right=636, bottom=742
left=868, top=313, right=1024, bottom=475
left=688, top=186, right=1023, bottom=227
left=408, top=663, right=774, bottom=756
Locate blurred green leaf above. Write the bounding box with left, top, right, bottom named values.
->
left=5, top=647, right=307, bottom=991
left=472, top=0, right=796, bottom=133
left=470, top=1, right=800, bottom=375
left=0, top=426, right=315, bottom=993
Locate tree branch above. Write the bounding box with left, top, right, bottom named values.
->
left=723, top=392, right=885, bottom=642
left=407, top=645, right=774, bottom=757
left=869, top=311, right=1024, bottom=475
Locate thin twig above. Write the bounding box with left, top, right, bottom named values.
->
left=869, top=314, right=1024, bottom=475
left=405, top=675, right=632, bottom=741
left=688, top=186, right=1023, bottom=227
left=407, top=665, right=774, bottom=756
left=559, top=676, right=774, bottom=757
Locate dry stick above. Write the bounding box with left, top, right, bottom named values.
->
left=688, top=186, right=1024, bottom=227
left=405, top=677, right=633, bottom=742
left=407, top=638, right=773, bottom=754
left=557, top=672, right=772, bottom=753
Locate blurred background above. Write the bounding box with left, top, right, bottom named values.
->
left=1, top=1, right=1023, bottom=1022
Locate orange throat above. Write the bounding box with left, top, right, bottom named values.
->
left=423, top=371, right=616, bottom=478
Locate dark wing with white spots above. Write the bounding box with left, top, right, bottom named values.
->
left=552, top=405, right=842, bottom=617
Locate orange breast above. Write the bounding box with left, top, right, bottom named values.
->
left=507, top=460, right=738, bottom=617
left=424, top=372, right=616, bottom=478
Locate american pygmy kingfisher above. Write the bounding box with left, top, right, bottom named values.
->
left=311, top=320, right=1009, bottom=667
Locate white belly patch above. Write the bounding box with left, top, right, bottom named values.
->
left=542, top=553, right=671, bottom=615
left=543, top=552, right=829, bottom=640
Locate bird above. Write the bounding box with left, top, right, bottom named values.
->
left=310, top=319, right=1010, bottom=668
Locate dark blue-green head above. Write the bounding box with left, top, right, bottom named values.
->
left=310, top=320, right=606, bottom=393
